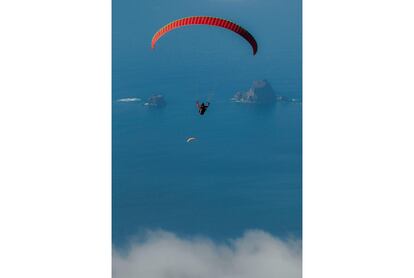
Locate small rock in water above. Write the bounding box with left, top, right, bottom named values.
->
left=144, top=94, right=166, bottom=107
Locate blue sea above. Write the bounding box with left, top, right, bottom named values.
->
left=113, top=0, right=302, bottom=248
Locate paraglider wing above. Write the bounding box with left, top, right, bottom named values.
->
left=151, top=16, right=258, bottom=55
left=186, top=137, right=197, bottom=143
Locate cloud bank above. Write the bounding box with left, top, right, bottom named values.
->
left=113, top=230, right=301, bottom=278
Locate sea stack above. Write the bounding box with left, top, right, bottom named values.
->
left=144, top=94, right=166, bottom=107
left=232, top=79, right=276, bottom=104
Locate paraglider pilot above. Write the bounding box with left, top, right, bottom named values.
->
left=196, top=101, right=210, bottom=115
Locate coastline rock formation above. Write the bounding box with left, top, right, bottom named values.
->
left=144, top=94, right=166, bottom=107
left=232, top=80, right=276, bottom=104
left=232, top=80, right=302, bottom=104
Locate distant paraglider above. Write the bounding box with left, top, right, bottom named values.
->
left=151, top=16, right=258, bottom=55
left=186, top=137, right=197, bottom=143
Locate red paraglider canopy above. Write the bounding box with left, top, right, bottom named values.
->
left=151, top=16, right=258, bottom=55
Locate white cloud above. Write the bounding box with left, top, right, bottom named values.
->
left=113, top=230, right=301, bottom=278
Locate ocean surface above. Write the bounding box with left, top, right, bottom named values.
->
left=113, top=0, right=302, bottom=248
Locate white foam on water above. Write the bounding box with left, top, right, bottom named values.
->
left=117, top=97, right=141, bottom=102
